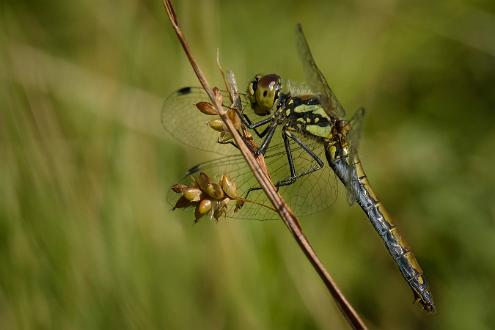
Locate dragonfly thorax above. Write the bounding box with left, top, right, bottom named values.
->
left=284, top=96, right=334, bottom=139
left=247, top=74, right=335, bottom=140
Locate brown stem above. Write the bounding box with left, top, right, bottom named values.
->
left=161, top=1, right=367, bottom=329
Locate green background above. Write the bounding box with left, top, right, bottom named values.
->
left=2, top=0, right=495, bottom=329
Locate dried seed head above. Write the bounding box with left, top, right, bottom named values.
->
left=221, top=175, right=237, bottom=199
left=219, top=131, right=234, bottom=143
left=196, top=172, right=211, bottom=192
left=213, top=199, right=229, bottom=221
left=195, top=198, right=212, bottom=221
left=234, top=199, right=245, bottom=212
left=196, top=102, right=217, bottom=115
left=171, top=183, right=188, bottom=193
left=183, top=187, right=202, bottom=202
left=213, top=87, right=223, bottom=105
left=206, top=182, right=224, bottom=200
left=208, top=119, right=226, bottom=132
left=173, top=196, right=194, bottom=210
left=227, top=109, right=241, bottom=131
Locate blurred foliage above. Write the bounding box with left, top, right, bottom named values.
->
left=1, top=0, right=495, bottom=329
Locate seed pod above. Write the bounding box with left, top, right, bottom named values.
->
left=227, top=109, right=241, bottom=131
left=196, top=172, right=211, bottom=192
left=234, top=199, right=245, bottom=213
left=221, top=175, right=237, bottom=199
left=213, top=87, right=223, bottom=104
left=213, top=208, right=224, bottom=221
left=213, top=199, right=229, bottom=221
left=183, top=187, right=202, bottom=202
left=219, top=131, right=233, bottom=143
left=171, top=183, right=188, bottom=193
left=206, top=182, right=224, bottom=200
left=196, top=102, right=217, bottom=115
left=173, top=196, right=194, bottom=210
left=195, top=198, right=212, bottom=221
left=208, top=119, right=226, bottom=132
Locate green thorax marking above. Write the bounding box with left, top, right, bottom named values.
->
left=280, top=95, right=333, bottom=138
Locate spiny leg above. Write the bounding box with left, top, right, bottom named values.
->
left=243, top=129, right=325, bottom=201
left=240, top=114, right=274, bottom=137
left=228, top=108, right=277, bottom=153
left=218, top=109, right=274, bottom=153
left=275, top=129, right=324, bottom=187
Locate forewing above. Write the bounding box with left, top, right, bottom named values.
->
left=295, top=24, right=346, bottom=119
left=168, top=131, right=338, bottom=220
left=161, top=87, right=251, bottom=155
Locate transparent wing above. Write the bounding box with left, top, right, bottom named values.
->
left=168, top=131, right=338, bottom=220
left=161, top=87, right=252, bottom=155
left=295, top=24, right=346, bottom=119
left=346, top=107, right=366, bottom=205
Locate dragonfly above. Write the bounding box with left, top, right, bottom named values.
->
left=162, top=24, right=435, bottom=312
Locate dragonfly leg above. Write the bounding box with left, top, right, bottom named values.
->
left=256, top=124, right=278, bottom=156
left=275, top=129, right=324, bottom=187
left=243, top=186, right=262, bottom=201
left=239, top=113, right=274, bottom=137
left=230, top=111, right=277, bottom=154
left=242, top=130, right=324, bottom=202
left=243, top=181, right=282, bottom=202
left=217, top=139, right=238, bottom=149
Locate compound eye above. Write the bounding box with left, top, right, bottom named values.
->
left=257, top=74, right=281, bottom=92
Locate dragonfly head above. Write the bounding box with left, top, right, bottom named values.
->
left=247, top=73, right=282, bottom=116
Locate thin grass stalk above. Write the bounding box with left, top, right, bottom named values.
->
left=160, top=1, right=367, bottom=328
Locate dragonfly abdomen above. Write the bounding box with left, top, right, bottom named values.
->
left=325, top=147, right=436, bottom=312
left=353, top=157, right=435, bottom=312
